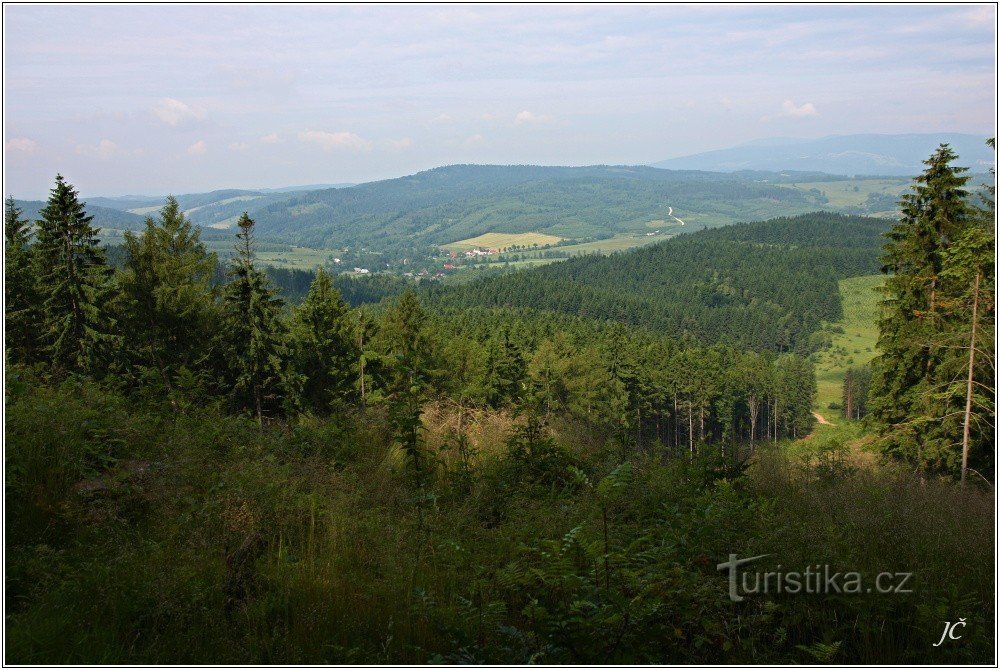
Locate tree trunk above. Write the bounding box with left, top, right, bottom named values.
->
left=960, top=271, right=981, bottom=487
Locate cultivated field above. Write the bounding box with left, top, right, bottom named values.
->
left=444, top=231, right=563, bottom=251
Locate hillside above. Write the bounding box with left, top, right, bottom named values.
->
left=14, top=199, right=148, bottom=231
left=86, top=189, right=314, bottom=230
left=427, top=213, right=891, bottom=352
left=653, top=133, right=994, bottom=175
left=249, top=164, right=834, bottom=251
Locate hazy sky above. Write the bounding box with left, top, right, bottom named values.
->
left=3, top=4, right=996, bottom=197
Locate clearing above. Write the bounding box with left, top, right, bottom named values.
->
left=812, top=274, right=884, bottom=422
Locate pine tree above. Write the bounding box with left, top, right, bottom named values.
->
left=119, top=196, right=219, bottom=403
left=223, top=213, right=295, bottom=426
left=33, top=175, right=119, bottom=374
left=4, top=196, right=40, bottom=363
left=291, top=267, right=357, bottom=413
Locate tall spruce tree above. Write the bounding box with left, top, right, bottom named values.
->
left=4, top=196, right=40, bottom=363
left=33, top=175, right=119, bottom=374
left=291, top=267, right=357, bottom=413
left=223, top=213, right=295, bottom=426
left=868, top=144, right=987, bottom=476
left=119, top=196, right=219, bottom=402
left=934, top=138, right=995, bottom=483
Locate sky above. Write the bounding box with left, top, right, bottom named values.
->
left=3, top=4, right=996, bottom=198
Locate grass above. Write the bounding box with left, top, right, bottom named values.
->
left=553, top=234, right=670, bottom=255
left=787, top=178, right=909, bottom=209
left=444, top=232, right=563, bottom=252
left=256, top=247, right=333, bottom=271
left=812, top=274, right=884, bottom=421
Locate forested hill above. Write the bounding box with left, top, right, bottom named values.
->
left=427, top=213, right=891, bottom=352
left=249, top=164, right=831, bottom=250
left=14, top=199, right=148, bottom=231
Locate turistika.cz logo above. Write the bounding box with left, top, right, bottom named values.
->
left=716, top=554, right=914, bottom=603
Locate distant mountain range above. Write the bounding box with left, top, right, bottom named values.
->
left=652, top=133, right=994, bottom=176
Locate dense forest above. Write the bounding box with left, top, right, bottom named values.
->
left=428, top=213, right=889, bottom=353
left=3, top=143, right=995, bottom=663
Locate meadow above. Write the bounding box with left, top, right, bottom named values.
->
left=812, top=275, right=884, bottom=418
left=444, top=231, right=564, bottom=252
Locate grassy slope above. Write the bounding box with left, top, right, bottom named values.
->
left=812, top=274, right=884, bottom=421
left=787, top=178, right=909, bottom=208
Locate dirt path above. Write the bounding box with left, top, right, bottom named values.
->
left=812, top=411, right=833, bottom=426
left=667, top=206, right=685, bottom=226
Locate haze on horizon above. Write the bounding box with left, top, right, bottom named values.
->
left=3, top=4, right=996, bottom=198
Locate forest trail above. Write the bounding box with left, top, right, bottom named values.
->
left=812, top=411, right=832, bottom=426
left=667, top=206, right=685, bottom=226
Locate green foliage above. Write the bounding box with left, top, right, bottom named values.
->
left=868, top=144, right=995, bottom=479
left=5, top=195, right=41, bottom=363
left=118, top=196, right=220, bottom=405
left=222, top=213, right=297, bottom=425
left=291, top=268, right=357, bottom=413
left=33, top=175, right=121, bottom=374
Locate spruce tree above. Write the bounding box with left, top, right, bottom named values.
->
left=33, top=175, right=119, bottom=374
left=292, top=267, right=357, bottom=413
left=223, top=213, right=295, bottom=426
left=868, top=144, right=981, bottom=474
left=4, top=196, right=40, bottom=363
left=119, top=196, right=219, bottom=402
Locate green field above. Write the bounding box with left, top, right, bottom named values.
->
left=444, top=231, right=563, bottom=251
left=813, top=274, right=884, bottom=420
left=788, top=178, right=909, bottom=209
left=255, top=246, right=332, bottom=270
left=554, top=234, right=669, bottom=255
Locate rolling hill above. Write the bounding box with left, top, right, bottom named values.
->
left=653, top=133, right=994, bottom=175
left=426, top=212, right=892, bottom=352
left=248, top=164, right=838, bottom=251
left=14, top=199, right=148, bottom=232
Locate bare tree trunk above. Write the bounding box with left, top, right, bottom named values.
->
left=688, top=403, right=694, bottom=457
left=961, top=272, right=981, bottom=487
left=748, top=395, right=759, bottom=445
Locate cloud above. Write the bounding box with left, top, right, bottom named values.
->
left=260, top=133, right=280, bottom=144
left=780, top=100, right=818, bottom=118
left=5, top=137, right=38, bottom=154
left=431, top=113, right=455, bottom=124
left=75, top=138, right=123, bottom=160
left=298, top=130, right=372, bottom=152
left=464, top=133, right=484, bottom=148
left=153, top=98, right=205, bottom=127
left=186, top=140, right=208, bottom=156
left=514, top=110, right=552, bottom=125
left=229, top=142, right=250, bottom=151
left=385, top=137, right=413, bottom=150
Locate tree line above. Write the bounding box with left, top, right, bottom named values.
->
left=4, top=176, right=817, bottom=455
